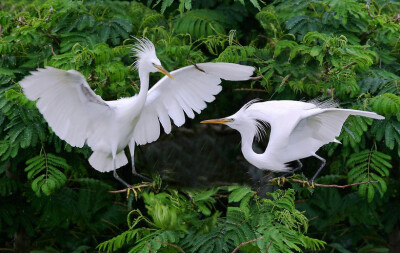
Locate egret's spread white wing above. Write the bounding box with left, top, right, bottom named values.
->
left=20, top=67, right=113, bottom=148
left=133, top=63, right=254, bottom=145
left=288, top=108, right=385, bottom=152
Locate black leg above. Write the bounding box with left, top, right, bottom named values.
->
left=311, top=154, right=326, bottom=182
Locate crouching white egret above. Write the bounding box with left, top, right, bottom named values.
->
left=19, top=38, right=255, bottom=187
left=201, top=99, right=384, bottom=183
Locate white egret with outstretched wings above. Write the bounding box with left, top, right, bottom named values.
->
left=201, top=99, right=384, bottom=183
left=20, top=38, right=255, bottom=186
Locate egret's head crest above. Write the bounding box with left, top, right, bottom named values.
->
left=237, top=99, right=262, bottom=114
left=233, top=99, right=269, bottom=142
left=131, top=37, right=157, bottom=69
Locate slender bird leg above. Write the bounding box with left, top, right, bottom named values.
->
left=129, top=141, right=152, bottom=182
left=309, top=154, right=327, bottom=187
left=132, top=166, right=152, bottom=182
left=113, top=169, right=132, bottom=188
left=112, top=154, right=132, bottom=188
left=274, top=160, right=303, bottom=186
left=112, top=152, right=150, bottom=199
left=282, top=160, right=303, bottom=177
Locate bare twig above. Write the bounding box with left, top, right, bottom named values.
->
left=145, top=241, right=153, bottom=253
left=100, top=218, right=122, bottom=233
left=279, top=73, right=292, bottom=88
left=130, top=79, right=140, bottom=90
left=155, top=240, right=185, bottom=253
left=342, top=62, right=356, bottom=69
left=0, top=25, right=2, bottom=37
left=232, top=237, right=264, bottom=253
left=258, top=34, right=273, bottom=43
left=327, top=62, right=356, bottom=75
left=249, top=75, right=263, bottom=80
left=193, top=63, right=205, bottom=73
left=187, top=56, right=205, bottom=73
left=265, top=241, right=273, bottom=253
left=45, top=6, right=54, bottom=22
left=270, top=178, right=379, bottom=189
left=364, top=39, right=371, bottom=50
left=234, top=88, right=266, bottom=92
left=108, top=184, right=151, bottom=193
left=50, top=45, right=56, bottom=56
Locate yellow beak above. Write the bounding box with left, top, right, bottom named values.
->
left=155, top=65, right=174, bottom=80
left=200, top=118, right=232, bottom=124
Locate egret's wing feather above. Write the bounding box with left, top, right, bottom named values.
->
left=133, top=62, right=254, bottom=145
left=289, top=108, right=384, bottom=152
left=20, top=67, right=113, bottom=148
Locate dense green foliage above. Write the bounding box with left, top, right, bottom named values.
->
left=0, top=0, right=399, bottom=252
left=98, top=187, right=325, bottom=252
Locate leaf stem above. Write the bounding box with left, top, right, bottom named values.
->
left=231, top=237, right=264, bottom=253
left=154, top=240, right=185, bottom=253
left=272, top=178, right=378, bottom=189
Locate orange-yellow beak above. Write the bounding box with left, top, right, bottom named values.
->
left=155, top=65, right=174, bottom=80
left=200, top=118, right=233, bottom=124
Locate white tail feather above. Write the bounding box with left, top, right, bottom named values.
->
left=88, top=151, right=128, bottom=172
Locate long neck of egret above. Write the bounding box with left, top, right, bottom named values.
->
left=238, top=124, right=264, bottom=167
left=137, top=70, right=150, bottom=104
left=119, top=69, right=150, bottom=122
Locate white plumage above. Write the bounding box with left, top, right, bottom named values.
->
left=19, top=38, right=254, bottom=185
left=201, top=99, right=384, bottom=182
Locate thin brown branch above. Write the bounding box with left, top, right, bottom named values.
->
left=50, top=45, right=56, bottom=56
left=272, top=178, right=378, bottom=189
left=363, top=39, right=371, bottom=50
left=342, top=62, right=356, bottom=69
left=155, top=240, right=185, bottom=253
left=45, top=6, right=54, bottom=22
left=232, top=237, right=264, bottom=253
left=265, top=240, right=273, bottom=253
left=0, top=25, right=2, bottom=37
left=192, top=63, right=205, bottom=73
left=258, top=34, right=273, bottom=43
left=130, top=79, right=140, bottom=90
left=233, top=88, right=266, bottom=92
left=279, top=73, right=292, bottom=88
left=145, top=241, right=153, bottom=253
left=108, top=184, right=151, bottom=193
left=249, top=75, right=263, bottom=80
left=100, top=218, right=122, bottom=233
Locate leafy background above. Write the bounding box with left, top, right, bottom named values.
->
left=0, top=0, right=399, bottom=252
